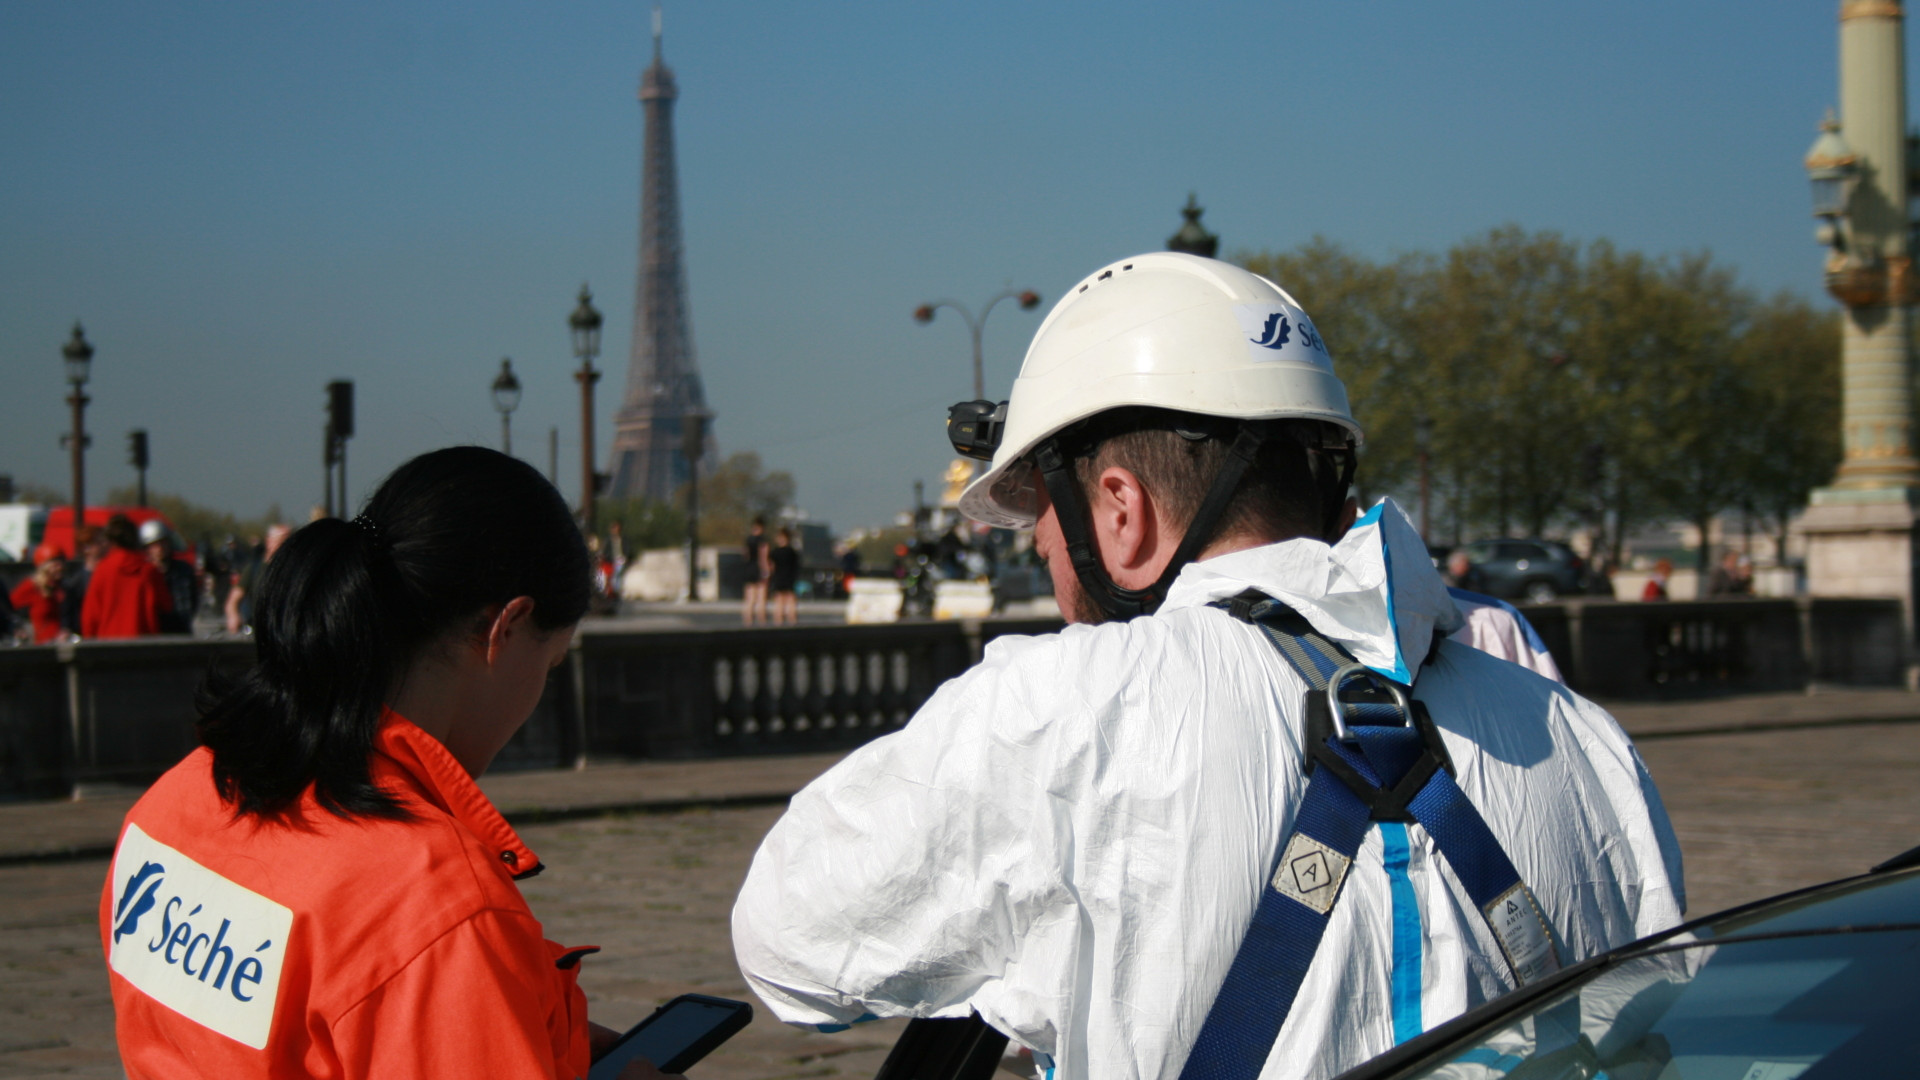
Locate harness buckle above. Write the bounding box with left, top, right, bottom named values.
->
left=1324, top=663, right=1411, bottom=742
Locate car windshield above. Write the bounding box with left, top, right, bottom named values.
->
left=1399, top=927, right=1920, bottom=1080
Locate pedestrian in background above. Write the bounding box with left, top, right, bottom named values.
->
left=767, top=526, right=800, bottom=626
left=741, top=517, right=769, bottom=625
left=1706, top=549, right=1752, bottom=597
left=81, top=514, right=172, bottom=639
left=1642, top=557, right=1674, bottom=601
left=141, top=520, right=197, bottom=634
left=1444, top=548, right=1486, bottom=592
left=11, top=547, right=67, bottom=644
left=608, top=521, right=629, bottom=587
left=62, top=525, right=106, bottom=634
left=226, top=524, right=290, bottom=633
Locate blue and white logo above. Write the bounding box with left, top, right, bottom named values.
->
left=108, top=823, right=293, bottom=1049
left=1250, top=312, right=1292, bottom=350
left=1234, top=304, right=1332, bottom=369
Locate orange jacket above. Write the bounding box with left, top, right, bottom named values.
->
left=100, top=713, right=595, bottom=1079
left=80, top=546, right=172, bottom=639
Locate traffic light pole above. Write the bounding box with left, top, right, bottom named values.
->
left=324, top=427, right=335, bottom=518
left=326, top=380, right=355, bottom=518
left=129, top=429, right=149, bottom=508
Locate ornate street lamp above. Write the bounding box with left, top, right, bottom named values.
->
left=914, top=288, right=1042, bottom=400
left=1806, top=110, right=1860, bottom=253
left=1166, top=192, right=1220, bottom=258
left=491, top=357, right=522, bottom=455
left=61, top=323, right=94, bottom=533
left=569, top=285, right=604, bottom=534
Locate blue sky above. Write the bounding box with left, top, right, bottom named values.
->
left=0, top=1, right=1882, bottom=533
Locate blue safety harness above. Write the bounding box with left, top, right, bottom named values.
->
left=1178, top=592, right=1561, bottom=1080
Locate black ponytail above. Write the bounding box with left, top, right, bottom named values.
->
left=197, top=447, right=591, bottom=820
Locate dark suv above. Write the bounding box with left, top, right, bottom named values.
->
left=1453, top=538, right=1588, bottom=603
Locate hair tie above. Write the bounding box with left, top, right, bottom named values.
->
left=350, top=514, right=388, bottom=555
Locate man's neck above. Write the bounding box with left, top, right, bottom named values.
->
left=1192, top=529, right=1298, bottom=564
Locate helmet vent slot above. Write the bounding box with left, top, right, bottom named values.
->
left=1098, top=270, right=1113, bottom=280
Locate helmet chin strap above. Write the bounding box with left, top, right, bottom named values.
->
left=1033, top=426, right=1270, bottom=622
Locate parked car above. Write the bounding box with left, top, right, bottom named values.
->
left=1336, top=843, right=1920, bottom=1080
left=1454, top=538, right=1589, bottom=603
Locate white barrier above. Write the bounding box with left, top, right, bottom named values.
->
left=847, top=578, right=904, bottom=624
left=933, top=580, right=994, bottom=620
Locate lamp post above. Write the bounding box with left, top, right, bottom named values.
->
left=682, top=407, right=710, bottom=602
left=914, top=288, right=1042, bottom=400
left=491, top=358, right=522, bottom=455
left=62, top=323, right=93, bottom=532
left=569, top=285, right=604, bottom=535
left=1798, top=1, right=1920, bottom=622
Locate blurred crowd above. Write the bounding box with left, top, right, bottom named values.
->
left=3, top=514, right=292, bottom=644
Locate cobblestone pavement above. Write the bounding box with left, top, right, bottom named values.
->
left=5, top=718, right=1918, bottom=1078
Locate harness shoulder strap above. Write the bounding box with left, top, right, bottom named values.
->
left=1177, top=592, right=1559, bottom=1080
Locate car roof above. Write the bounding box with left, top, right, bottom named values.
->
left=1332, top=855, right=1920, bottom=1080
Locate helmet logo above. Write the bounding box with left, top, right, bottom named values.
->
left=1250, top=313, right=1292, bottom=349
left=1234, top=304, right=1332, bottom=370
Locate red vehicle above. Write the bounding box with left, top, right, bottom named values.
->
left=37, top=506, right=189, bottom=560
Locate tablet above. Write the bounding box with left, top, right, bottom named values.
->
left=588, top=993, right=753, bottom=1079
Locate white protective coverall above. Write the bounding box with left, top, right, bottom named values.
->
left=1446, top=588, right=1565, bottom=683
left=732, top=499, right=1685, bottom=1080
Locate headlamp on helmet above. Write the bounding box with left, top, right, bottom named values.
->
left=947, top=400, right=1009, bottom=462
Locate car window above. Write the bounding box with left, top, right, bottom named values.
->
left=1396, top=929, right=1920, bottom=1080
left=1708, top=867, right=1920, bottom=940
left=1460, top=543, right=1495, bottom=564
left=1494, top=542, right=1533, bottom=561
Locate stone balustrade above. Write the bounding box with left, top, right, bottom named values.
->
left=0, top=600, right=1903, bottom=802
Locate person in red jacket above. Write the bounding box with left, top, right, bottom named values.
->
left=9, top=548, right=66, bottom=644
left=100, top=448, right=672, bottom=1080
left=80, top=514, right=172, bottom=639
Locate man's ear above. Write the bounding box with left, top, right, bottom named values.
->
left=483, top=596, right=538, bottom=667
left=1090, top=466, right=1157, bottom=572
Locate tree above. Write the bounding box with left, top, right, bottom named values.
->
left=679, top=451, right=796, bottom=546
left=1603, top=253, right=1756, bottom=569
left=1408, top=228, right=1588, bottom=538
left=593, top=496, right=686, bottom=551
left=1240, top=240, right=1424, bottom=503
left=103, top=486, right=278, bottom=546
left=1730, top=294, right=1842, bottom=559
left=1237, top=228, right=1844, bottom=568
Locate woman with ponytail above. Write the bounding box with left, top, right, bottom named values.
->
left=99, top=447, right=669, bottom=1080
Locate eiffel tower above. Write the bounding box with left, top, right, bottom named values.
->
left=608, top=10, right=713, bottom=503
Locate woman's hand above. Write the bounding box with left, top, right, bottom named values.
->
left=589, top=1022, right=623, bottom=1060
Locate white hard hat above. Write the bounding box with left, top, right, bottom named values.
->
left=138, top=519, right=168, bottom=546
left=957, top=252, right=1363, bottom=529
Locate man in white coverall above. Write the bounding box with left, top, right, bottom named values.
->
left=732, top=253, right=1685, bottom=1080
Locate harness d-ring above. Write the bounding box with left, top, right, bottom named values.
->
left=1324, top=663, right=1411, bottom=742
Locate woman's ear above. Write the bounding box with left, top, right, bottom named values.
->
left=484, top=596, right=538, bottom=667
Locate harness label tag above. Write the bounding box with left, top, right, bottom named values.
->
left=108, top=823, right=293, bottom=1049
left=1482, top=882, right=1560, bottom=986
left=1271, top=833, right=1352, bottom=915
